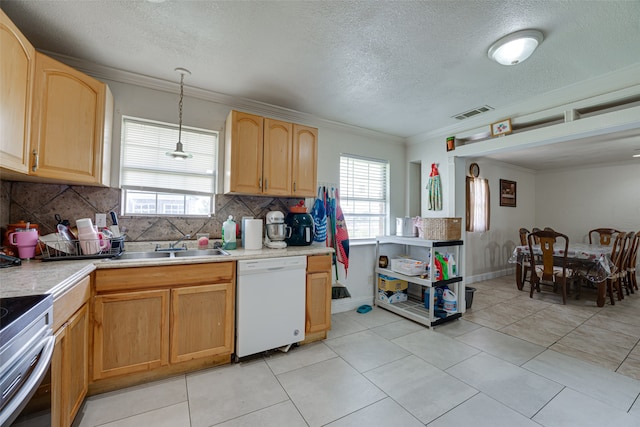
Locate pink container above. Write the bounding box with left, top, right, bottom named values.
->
left=10, top=228, right=39, bottom=259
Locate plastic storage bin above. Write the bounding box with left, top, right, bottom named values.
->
left=390, top=258, right=426, bottom=276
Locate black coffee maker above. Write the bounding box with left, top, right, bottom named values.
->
left=284, top=202, right=315, bottom=246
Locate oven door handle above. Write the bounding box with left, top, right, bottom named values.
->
left=0, top=335, right=55, bottom=427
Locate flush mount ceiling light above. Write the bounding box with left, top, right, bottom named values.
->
left=166, top=67, right=193, bottom=159
left=488, top=29, right=543, bottom=66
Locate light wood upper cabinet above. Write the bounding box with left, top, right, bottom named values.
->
left=224, top=110, right=264, bottom=194
left=292, top=124, right=318, bottom=197
left=0, top=9, right=34, bottom=174
left=30, top=52, right=113, bottom=185
left=263, top=118, right=293, bottom=196
left=305, top=254, right=332, bottom=334
left=224, top=110, right=317, bottom=197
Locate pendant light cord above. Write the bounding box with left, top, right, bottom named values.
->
left=178, top=72, right=184, bottom=144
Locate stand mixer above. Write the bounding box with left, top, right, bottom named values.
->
left=264, top=211, right=291, bottom=249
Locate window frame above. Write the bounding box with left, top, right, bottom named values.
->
left=339, top=154, right=390, bottom=239
left=119, top=116, right=218, bottom=217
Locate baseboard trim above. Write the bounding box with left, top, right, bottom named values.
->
left=331, top=296, right=373, bottom=314
left=465, top=269, right=512, bottom=284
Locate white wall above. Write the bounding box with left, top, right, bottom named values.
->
left=102, top=78, right=406, bottom=313
left=535, top=162, right=640, bottom=242
left=464, top=160, right=536, bottom=282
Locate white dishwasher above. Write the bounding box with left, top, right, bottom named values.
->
left=236, top=256, right=306, bottom=359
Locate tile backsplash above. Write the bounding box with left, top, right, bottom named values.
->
left=0, top=180, right=303, bottom=243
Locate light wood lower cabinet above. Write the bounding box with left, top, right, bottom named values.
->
left=93, top=289, right=170, bottom=380
left=304, top=255, right=332, bottom=340
left=170, top=284, right=234, bottom=363
left=92, top=262, right=235, bottom=384
left=50, top=276, right=90, bottom=427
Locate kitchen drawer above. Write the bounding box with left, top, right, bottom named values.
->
left=307, top=254, right=331, bottom=273
left=94, top=262, right=235, bottom=293
left=53, top=275, right=90, bottom=331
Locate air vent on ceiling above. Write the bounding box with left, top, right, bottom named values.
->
left=452, top=105, right=494, bottom=120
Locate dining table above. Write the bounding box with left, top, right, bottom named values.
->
left=508, top=242, right=617, bottom=307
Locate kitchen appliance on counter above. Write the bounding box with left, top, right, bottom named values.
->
left=284, top=210, right=314, bottom=246
left=264, top=211, right=290, bottom=249
left=0, top=294, right=54, bottom=427
left=235, top=256, right=306, bottom=359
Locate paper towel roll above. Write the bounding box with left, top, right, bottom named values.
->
left=244, top=219, right=263, bottom=250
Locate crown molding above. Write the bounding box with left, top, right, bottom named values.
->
left=41, top=50, right=405, bottom=145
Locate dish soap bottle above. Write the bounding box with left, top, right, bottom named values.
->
left=222, top=215, right=237, bottom=249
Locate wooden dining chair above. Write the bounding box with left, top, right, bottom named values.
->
left=518, top=228, right=531, bottom=288
left=626, top=231, right=640, bottom=292
left=531, top=227, right=542, bottom=244
left=589, top=228, right=621, bottom=245
left=620, top=231, right=636, bottom=295
left=528, top=229, right=573, bottom=305
left=606, top=233, right=627, bottom=304
left=519, top=228, right=529, bottom=245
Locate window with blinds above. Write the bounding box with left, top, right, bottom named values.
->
left=339, top=154, right=389, bottom=239
left=120, top=117, right=217, bottom=216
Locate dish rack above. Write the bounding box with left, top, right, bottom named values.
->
left=39, top=236, right=125, bottom=261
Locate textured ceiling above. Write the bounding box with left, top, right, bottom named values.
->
left=2, top=0, right=640, bottom=168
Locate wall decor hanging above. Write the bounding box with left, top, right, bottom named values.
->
left=499, top=179, right=517, bottom=207
left=427, top=163, right=442, bottom=211
left=490, top=118, right=512, bottom=137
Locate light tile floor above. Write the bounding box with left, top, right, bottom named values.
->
left=73, top=275, right=640, bottom=426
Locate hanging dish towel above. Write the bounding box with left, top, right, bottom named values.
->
left=312, top=186, right=327, bottom=242
left=334, top=189, right=350, bottom=276
left=427, top=163, right=443, bottom=211
left=326, top=188, right=335, bottom=250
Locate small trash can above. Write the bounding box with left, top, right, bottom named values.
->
left=465, top=287, right=477, bottom=309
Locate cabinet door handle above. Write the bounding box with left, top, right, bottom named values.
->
left=32, top=150, right=38, bottom=172
left=258, top=178, right=262, bottom=189
left=264, top=179, right=268, bottom=191
left=293, top=181, right=296, bottom=192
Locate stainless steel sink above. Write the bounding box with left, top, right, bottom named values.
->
left=114, top=248, right=230, bottom=260
left=173, top=248, right=230, bottom=257
left=115, top=251, right=172, bottom=260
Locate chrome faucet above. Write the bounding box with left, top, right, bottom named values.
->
left=155, top=234, right=191, bottom=252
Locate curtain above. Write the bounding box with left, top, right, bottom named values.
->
left=466, top=177, right=490, bottom=232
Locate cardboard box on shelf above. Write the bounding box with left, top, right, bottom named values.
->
left=378, top=274, right=408, bottom=292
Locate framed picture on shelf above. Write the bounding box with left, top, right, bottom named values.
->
left=490, top=118, right=512, bottom=137
left=499, top=179, right=517, bottom=207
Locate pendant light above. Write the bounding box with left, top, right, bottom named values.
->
left=166, top=67, right=193, bottom=159
left=488, top=30, right=543, bottom=66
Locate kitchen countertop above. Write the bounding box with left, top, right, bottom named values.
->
left=0, top=244, right=333, bottom=300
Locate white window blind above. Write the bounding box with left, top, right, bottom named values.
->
left=120, top=117, right=217, bottom=215
left=340, top=155, right=389, bottom=239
